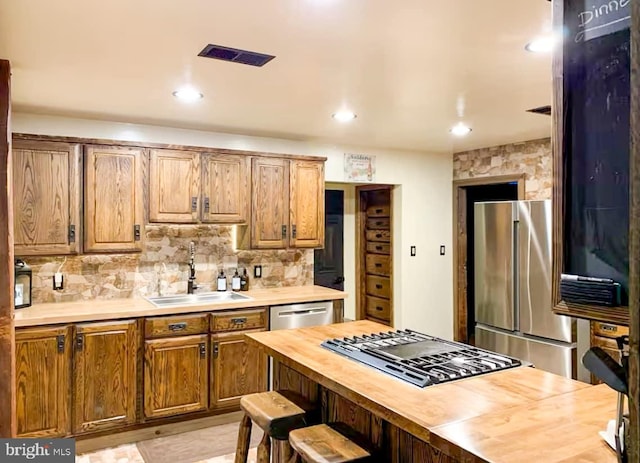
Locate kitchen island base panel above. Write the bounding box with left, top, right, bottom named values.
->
left=273, top=361, right=454, bottom=463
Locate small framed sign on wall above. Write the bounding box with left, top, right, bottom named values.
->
left=344, top=153, right=376, bottom=182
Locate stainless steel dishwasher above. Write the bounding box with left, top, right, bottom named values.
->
left=268, top=301, right=334, bottom=389
left=269, top=300, right=334, bottom=330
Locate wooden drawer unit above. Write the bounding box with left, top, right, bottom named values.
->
left=365, top=296, right=391, bottom=321
left=145, top=313, right=209, bottom=339
left=366, top=217, right=391, bottom=230
left=366, top=204, right=390, bottom=217
left=592, top=322, right=629, bottom=339
left=366, top=275, right=391, bottom=299
left=211, top=308, right=267, bottom=332
left=366, top=254, right=391, bottom=276
left=366, top=230, right=391, bottom=242
left=366, top=242, right=391, bottom=255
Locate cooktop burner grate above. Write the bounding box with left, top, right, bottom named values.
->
left=321, top=329, right=522, bottom=387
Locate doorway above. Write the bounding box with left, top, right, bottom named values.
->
left=452, top=175, right=525, bottom=343
left=314, top=189, right=345, bottom=291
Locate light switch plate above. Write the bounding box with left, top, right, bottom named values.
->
left=254, top=265, right=262, bottom=278
left=410, top=246, right=416, bottom=256
left=53, top=272, right=64, bottom=290
left=440, top=245, right=446, bottom=256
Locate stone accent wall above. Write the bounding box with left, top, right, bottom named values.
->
left=453, top=138, right=552, bottom=200
left=26, top=225, right=313, bottom=303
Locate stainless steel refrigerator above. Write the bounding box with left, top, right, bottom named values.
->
left=474, top=200, right=586, bottom=379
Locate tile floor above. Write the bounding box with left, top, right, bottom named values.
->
left=76, top=445, right=257, bottom=463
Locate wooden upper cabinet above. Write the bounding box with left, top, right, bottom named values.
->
left=250, top=157, right=289, bottom=248
left=210, top=329, right=268, bottom=410
left=12, top=140, right=81, bottom=255
left=15, top=325, right=71, bottom=437
left=201, top=153, right=250, bottom=223
left=289, top=160, right=325, bottom=248
left=149, top=149, right=200, bottom=223
left=144, top=335, right=209, bottom=419
left=73, top=320, right=138, bottom=434
left=84, top=145, right=144, bottom=252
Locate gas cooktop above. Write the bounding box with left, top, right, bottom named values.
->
left=321, top=329, right=522, bottom=387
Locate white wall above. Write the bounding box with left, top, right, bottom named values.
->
left=12, top=113, right=455, bottom=339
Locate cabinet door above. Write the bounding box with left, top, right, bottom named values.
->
left=84, top=145, right=144, bottom=252
left=149, top=149, right=200, bottom=223
left=250, top=157, right=289, bottom=248
left=15, top=326, right=71, bottom=437
left=144, top=335, right=208, bottom=418
left=12, top=140, right=81, bottom=255
left=73, top=320, right=138, bottom=434
left=289, top=160, right=325, bottom=248
left=201, top=153, right=250, bottom=223
left=211, top=330, right=268, bottom=410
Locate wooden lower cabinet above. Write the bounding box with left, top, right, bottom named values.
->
left=15, top=326, right=71, bottom=437
left=211, top=330, right=268, bottom=410
left=73, top=320, right=138, bottom=434
left=144, top=335, right=209, bottom=418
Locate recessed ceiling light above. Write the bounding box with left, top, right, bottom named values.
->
left=525, top=36, right=555, bottom=53
left=332, top=110, right=357, bottom=123
left=450, top=122, right=472, bottom=137
left=172, top=87, right=204, bottom=103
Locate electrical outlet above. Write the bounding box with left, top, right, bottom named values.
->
left=410, top=246, right=416, bottom=256
left=254, top=265, right=262, bottom=278
left=53, top=272, right=64, bottom=290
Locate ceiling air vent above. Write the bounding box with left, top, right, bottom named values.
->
left=526, top=105, right=552, bottom=116
left=198, top=44, right=275, bottom=67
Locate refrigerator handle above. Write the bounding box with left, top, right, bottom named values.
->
left=513, top=217, right=520, bottom=332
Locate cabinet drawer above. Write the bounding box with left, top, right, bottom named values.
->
left=211, top=308, right=267, bottom=332
left=366, top=218, right=390, bottom=230
left=366, top=204, right=390, bottom=217
left=365, top=296, right=391, bottom=321
left=366, top=275, right=391, bottom=299
left=592, top=322, right=629, bottom=339
left=366, top=242, right=391, bottom=255
left=365, top=230, right=390, bottom=243
left=145, top=313, right=209, bottom=338
left=366, top=254, right=391, bottom=276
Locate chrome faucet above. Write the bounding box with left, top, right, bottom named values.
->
left=187, top=241, right=198, bottom=294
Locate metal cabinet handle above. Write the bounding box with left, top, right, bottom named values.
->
left=199, top=342, right=206, bottom=358
left=375, top=284, right=383, bottom=289
left=204, top=197, right=210, bottom=213
left=76, top=334, right=84, bottom=351
left=375, top=306, right=384, bottom=311
left=168, top=322, right=187, bottom=332
left=282, top=225, right=287, bottom=239
left=57, top=335, right=65, bottom=353
left=375, top=208, right=383, bottom=213
left=191, top=197, right=198, bottom=212
left=231, top=317, right=247, bottom=325
left=375, top=263, right=382, bottom=267
left=213, top=342, right=219, bottom=359
left=134, top=224, right=141, bottom=241
left=292, top=224, right=297, bottom=239
left=375, top=245, right=383, bottom=250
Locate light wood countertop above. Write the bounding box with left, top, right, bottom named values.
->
left=14, top=286, right=347, bottom=327
left=246, top=320, right=618, bottom=462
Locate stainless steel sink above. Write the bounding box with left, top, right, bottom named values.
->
left=145, top=292, right=252, bottom=308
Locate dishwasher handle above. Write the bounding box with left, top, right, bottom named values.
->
left=276, top=307, right=328, bottom=317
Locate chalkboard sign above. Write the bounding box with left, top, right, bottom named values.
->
left=568, top=0, right=631, bottom=42
left=563, top=0, right=631, bottom=299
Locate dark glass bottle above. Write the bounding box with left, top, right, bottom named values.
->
left=240, top=268, right=249, bottom=291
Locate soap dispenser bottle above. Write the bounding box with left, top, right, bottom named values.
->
left=231, top=269, right=241, bottom=291
left=217, top=270, right=227, bottom=291
left=240, top=268, right=250, bottom=291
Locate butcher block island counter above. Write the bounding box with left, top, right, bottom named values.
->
left=246, top=320, right=618, bottom=463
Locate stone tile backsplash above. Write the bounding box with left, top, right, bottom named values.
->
left=25, top=225, right=313, bottom=303
left=453, top=138, right=551, bottom=200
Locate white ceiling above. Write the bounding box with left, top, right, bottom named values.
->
left=0, top=0, right=553, bottom=153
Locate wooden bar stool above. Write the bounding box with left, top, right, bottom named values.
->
left=288, top=424, right=372, bottom=463
left=235, top=391, right=311, bottom=463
